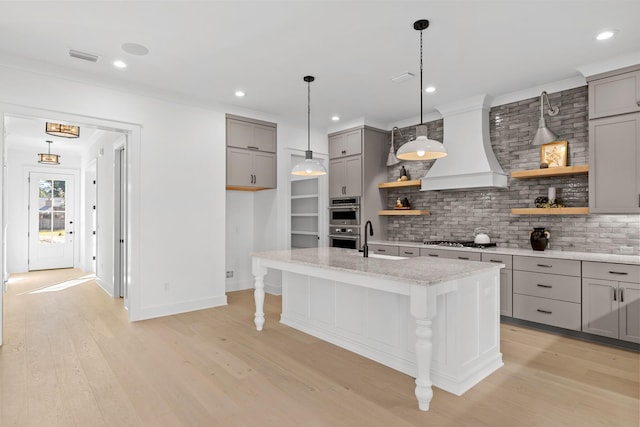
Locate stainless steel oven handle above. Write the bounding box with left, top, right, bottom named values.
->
left=329, top=234, right=359, bottom=240
left=328, top=205, right=360, bottom=209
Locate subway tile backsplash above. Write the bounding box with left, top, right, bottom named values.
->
left=385, top=86, right=640, bottom=255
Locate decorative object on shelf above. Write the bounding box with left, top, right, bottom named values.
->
left=45, top=122, right=80, bottom=138
left=399, top=165, right=410, bottom=181
left=396, top=198, right=403, bottom=208
left=540, top=140, right=567, bottom=167
left=534, top=196, right=565, bottom=208
left=37, top=140, right=60, bottom=165
left=291, top=75, right=327, bottom=176
left=530, top=227, right=551, bottom=251
left=539, top=162, right=549, bottom=168
left=548, top=187, right=556, bottom=203
left=534, top=196, right=549, bottom=207
left=396, top=19, right=447, bottom=161
left=402, top=197, right=411, bottom=208
left=530, top=91, right=560, bottom=145
left=386, top=127, right=403, bottom=166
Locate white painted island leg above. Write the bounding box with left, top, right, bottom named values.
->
left=252, top=259, right=267, bottom=331
left=410, top=285, right=438, bottom=411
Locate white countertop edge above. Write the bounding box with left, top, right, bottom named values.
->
left=369, top=240, right=640, bottom=265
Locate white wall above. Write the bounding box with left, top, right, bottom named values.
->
left=0, top=64, right=228, bottom=320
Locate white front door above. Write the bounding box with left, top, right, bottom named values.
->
left=28, top=172, right=75, bottom=270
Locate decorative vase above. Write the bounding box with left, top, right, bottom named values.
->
left=530, top=227, right=550, bottom=251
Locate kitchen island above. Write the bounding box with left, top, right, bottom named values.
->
left=252, top=247, right=504, bottom=411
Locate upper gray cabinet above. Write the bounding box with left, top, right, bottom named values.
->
left=588, top=68, right=640, bottom=119
left=226, top=114, right=277, bottom=191
left=329, top=129, right=362, bottom=159
left=588, top=66, right=640, bottom=214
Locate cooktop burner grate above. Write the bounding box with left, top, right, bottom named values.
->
left=423, top=240, right=497, bottom=249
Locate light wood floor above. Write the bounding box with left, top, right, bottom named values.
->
left=1, top=269, right=638, bottom=426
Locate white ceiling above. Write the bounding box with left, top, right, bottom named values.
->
left=1, top=0, right=640, bottom=142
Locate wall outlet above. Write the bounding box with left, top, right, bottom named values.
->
left=226, top=270, right=234, bottom=278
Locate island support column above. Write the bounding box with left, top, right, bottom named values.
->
left=410, top=284, right=438, bottom=411
left=252, top=258, right=267, bottom=331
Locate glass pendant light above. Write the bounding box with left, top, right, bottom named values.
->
left=37, top=140, right=60, bottom=165
left=396, top=19, right=447, bottom=161
left=46, top=122, right=80, bottom=138
left=292, top=75, right=327, bottom=176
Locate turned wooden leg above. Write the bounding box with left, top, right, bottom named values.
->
left=414, top=318, right=434, bottom=411
left=252, top=259, right=267, bottom=331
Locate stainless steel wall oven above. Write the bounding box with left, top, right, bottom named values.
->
left=328, top=226, right=360, bottom=250
left=329, top=197, right=360, bottom=225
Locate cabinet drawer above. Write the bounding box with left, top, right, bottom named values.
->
left=582, top=261, right=640, bottom=283
left=481, top=253, right=512, bottom=269
left=513, top=256, right=580, bottom=276
left=399, top=246, right=420, bottom=257
left=513, top=271, right=581, bottom=303
left=419, top=248, right=481, bottom=261
left=368, top=244, right=399, bottom=256
left=513, top=294, right=581, bottom=331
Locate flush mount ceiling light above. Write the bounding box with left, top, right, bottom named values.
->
left=38, top=140, right=60, bottom=165
left=291, top=76, right=327, bottom=176
left=530, top=91, right=560, bottom=145
left=46, top=122, right=80, bottom=138
left=396, top=19, right=447, bottom=161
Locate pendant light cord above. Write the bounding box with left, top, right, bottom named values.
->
left=420, top=28, right=423, bottom=126
left=307, top=78, right=311, bottom=151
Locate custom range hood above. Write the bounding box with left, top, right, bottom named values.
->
left=421, top=94, right=508, bottom=191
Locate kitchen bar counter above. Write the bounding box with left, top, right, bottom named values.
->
left=252, top=247, right=503, bottom=411
left=369, top=240, right=640, bottom=265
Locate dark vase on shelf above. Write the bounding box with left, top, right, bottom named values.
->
left=530, top=227, right=550, bottom=251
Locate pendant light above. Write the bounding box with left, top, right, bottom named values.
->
left=37, top=140, right=60, bottom=165
left=396, top=19, right=447, bottom=161
left=530, top=91, right=560, bottom=145
left=386, top=127, right=402, bottom=166
left=46, top=122, right=80, bottom=138
left=291, top=75, right=327, bottom=176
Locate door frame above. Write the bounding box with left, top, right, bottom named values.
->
left=0, top=104, right=142, bottom=346
left=26, top=168, right=80, bottom=271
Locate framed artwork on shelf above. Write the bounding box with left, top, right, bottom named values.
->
left=541, top=140, right=568, bottom=168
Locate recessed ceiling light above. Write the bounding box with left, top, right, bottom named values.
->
left=121, top=42, right=149, bottom=56
left=235, top=90, right=245, bottom=97
left=331, top=115, right=340, bottom=121
left=113, top=60, right=127, bottom=68
left=425, top=86, right=436, bottom=93
left=596, top=30, right=617, bottom=41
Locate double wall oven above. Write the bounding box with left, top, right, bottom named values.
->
left=328, top=197, right=360, bottom=250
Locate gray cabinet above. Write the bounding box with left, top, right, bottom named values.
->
left=329, top=156, right=362, bottom=197
left=329, top=129, right=362, bottom=159
left=588, top=112, right=640, bottom=213
left=482, top=253, right=513, bottom=317
left=226, top=148, right=276, bottom=189
left=512, top=256, right=581, bottom=331
left=588, top=68, right=640, bottom=119
left=226, top=114, right=277, bottom=190
left=367, top=244, right=399, bottom=256
left=582, top=262, right=640, bottom=343
left=419, top=248, right=481, bottom=261
left=587, top=66, right=640, bottom=214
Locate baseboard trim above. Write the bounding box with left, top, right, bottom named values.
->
left=134, top=295, right=228, bottom=321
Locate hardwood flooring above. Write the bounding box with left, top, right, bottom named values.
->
left=1, top=269, right=638, bottom=426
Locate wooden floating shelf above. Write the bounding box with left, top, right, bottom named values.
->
left=379, top=209, right=430, bottom=216
left=511, top=165, right=589, bottom=179
left=378, top=180, right=422, bottom=189
left=511, top=207, right=589, bottom=215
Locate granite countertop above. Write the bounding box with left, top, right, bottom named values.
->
left=369, top=240, right=640, bottom=265
left=252, top=247, right=502, bottom=287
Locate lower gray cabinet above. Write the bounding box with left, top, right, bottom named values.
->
left=582, top=262, right=640, bottom=344
left=367, top=244, right=399, bottom=256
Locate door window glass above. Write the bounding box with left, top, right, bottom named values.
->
left=39, top=179, right=66, bottom=243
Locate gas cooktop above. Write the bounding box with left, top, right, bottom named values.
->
left=423, top=240, right=497, bottom=249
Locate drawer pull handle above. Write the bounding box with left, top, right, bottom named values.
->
left=537, top=264, right=552, bottom=268
left=378, top=249, right=386, bottom=253
left=489, top=259, right=502, bottom=263
left=613, top=287, right=617, bottom=301
left=405, top=251, right=414, bottom=255
left=620, top=288, right=624, bottom=303
left=247, top=146, right=260, bottom=150
left=608, top=271, right=628, bottom=275
left=537, top=309, right=552, bottom=315
left=458, top=256, right=470, bottom=260
left=428, top=254, right=439, bottom=257
left=536, top=284, right=552, bottom=288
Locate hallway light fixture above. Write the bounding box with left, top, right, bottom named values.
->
left=530, top=91, right=560, bottom=145
left=38, top=140, right=60, bottom=165
left=291, top=75, right=327, bottom=176
left=396, top=19, right=447, bottom=161
left=46, top=122, right=80, bottom=138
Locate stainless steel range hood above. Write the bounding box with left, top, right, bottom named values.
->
left=421, top=94, right=508, bottom=191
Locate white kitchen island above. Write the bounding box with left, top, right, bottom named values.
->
left=252, top=247, right=504, bottom=411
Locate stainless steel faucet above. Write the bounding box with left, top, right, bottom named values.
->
left=363, top=220, right=373, bottom=257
